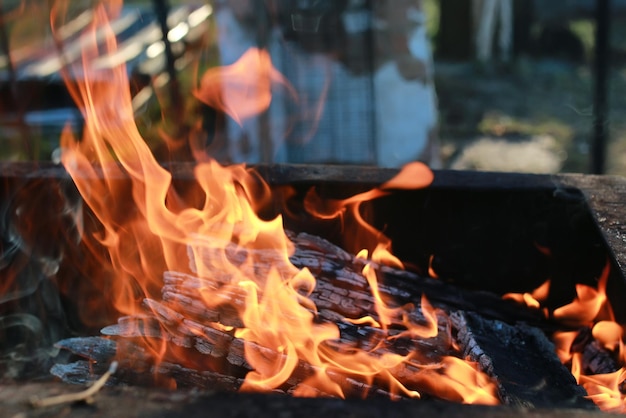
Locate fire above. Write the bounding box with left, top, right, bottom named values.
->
left=193, top=48, right=298, bottom=126
left=301, top=161, right=433, bottom=259
left=503, top=279, right=550, bottom=318
left=505, top=261, right=626, bottom=412
left=49, top=0, right=499, bottom=404
left=503, top=279, right=550, bottom=310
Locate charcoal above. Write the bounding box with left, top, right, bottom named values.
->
left=451, top=311, right=595, bottom=409
left=582, top=340, right=620, bottom=375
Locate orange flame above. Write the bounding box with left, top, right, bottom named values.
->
left=506, top=261, right=626, bottom=412
left=303, top=162, right=434, bottom=258
left=579, top=369, right=626, bottom=412
left=193, top=48, right=297, bottom=125
left=553, top=268, right=609, bottom=327
left=49, top=1, right=500, bottom=403
left=503, top=279, right=550, bottom=313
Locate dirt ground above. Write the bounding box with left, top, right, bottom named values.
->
left=434, top=58, right=626, bottom=176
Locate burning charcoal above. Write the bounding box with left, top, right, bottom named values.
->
left=380, top=270, right=554, bottom=331
left=221, top=333, right=416, bottom=399
left=333, top=269, right=370, bottom=289
left=53, top=337, right=153, bottom=386
left=186, top=234, right=293, bottom=281
left=163, top=271, right=217, bottom=290
left=582, top=340, right=620, bottom=375
left=568, top=327, right=621, bottom=376
left=451, top=311, right=596, bottom=409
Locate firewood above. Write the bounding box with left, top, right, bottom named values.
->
left=98, top=296, right=455, bottom=399
left=451, top=311, right=595, bottom=409
left=51, top=360, right=112, bottom=386
left=52, top=335, right=411, bottom=399
left=293, top=232, right=570, bottom=331
left=153, top=362, right=245, bottom=392
left=32, top=361, right=117, bottom=408
left=85, top=230, right=574, bottom=401
left=55, top=336, right=117, bottom=364
left=101, top=315, right=194, bottom=349
left=177, top=231, right=555, bottom=330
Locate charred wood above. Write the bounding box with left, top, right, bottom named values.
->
left=290, top=232, right=560, bottom=330
left=52, top=231, right=594, bottom=405
left=186, top=231, right=555, bottom=329
left=451, top=311, right=595, bottom=410
left=569, top=327, right=622, bottom=376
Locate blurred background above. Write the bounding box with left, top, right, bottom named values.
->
left=0, top=0, right=624, bottom=174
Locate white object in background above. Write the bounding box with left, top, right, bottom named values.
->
left=375, top=20, right=438, bottom=168
left=474, top=0, right=513, bottom=62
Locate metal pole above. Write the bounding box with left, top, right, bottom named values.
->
left=152, top=0, right=184, bottom=123
left=591, top=0, right=610, bottom=174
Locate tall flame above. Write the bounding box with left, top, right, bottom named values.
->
left=49, top=1, right=499, bottom=403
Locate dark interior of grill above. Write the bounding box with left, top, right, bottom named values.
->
left=271, top=170, right=625, bottom=321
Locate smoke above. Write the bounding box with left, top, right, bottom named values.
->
left=0, top=174, right=83, bottom=379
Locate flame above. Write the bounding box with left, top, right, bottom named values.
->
left=505, top=261, right=626, bottom=412
left=502, top=279, right=550, bottom=310
left=380, top=162, right=435, bottom=190
left=302, top=162, right=434, bottom=257
left=47, top=0, right=501, bottom=403
left=593, top=321, right=624, bottom=352
left=579, top=369, right=626, bottom=412
left=553, top=276, right=608, bottom=327
left=193, top=48, right=298, bottom=125
left=427, top=255, right=439, bottom=279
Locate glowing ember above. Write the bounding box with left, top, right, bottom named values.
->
left=48, top=0, right=501, bottom=403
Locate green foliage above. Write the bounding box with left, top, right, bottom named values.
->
left=424, top=0, right=440, bottom=42
left=569, top=19, right=595, bottom=61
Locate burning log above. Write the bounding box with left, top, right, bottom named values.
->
left=50, top=231, right=462, bottom=399
left=31, top=361, right=117, bottom=408
left=185, top=231, right=555, bottom=329
left=451, top=311, right=594, bottom=409
left=52, top=338, right=246, bottom=393
left=49, top=231, right=599, bottom=407
left=54, top=333, right=415, bottom=399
